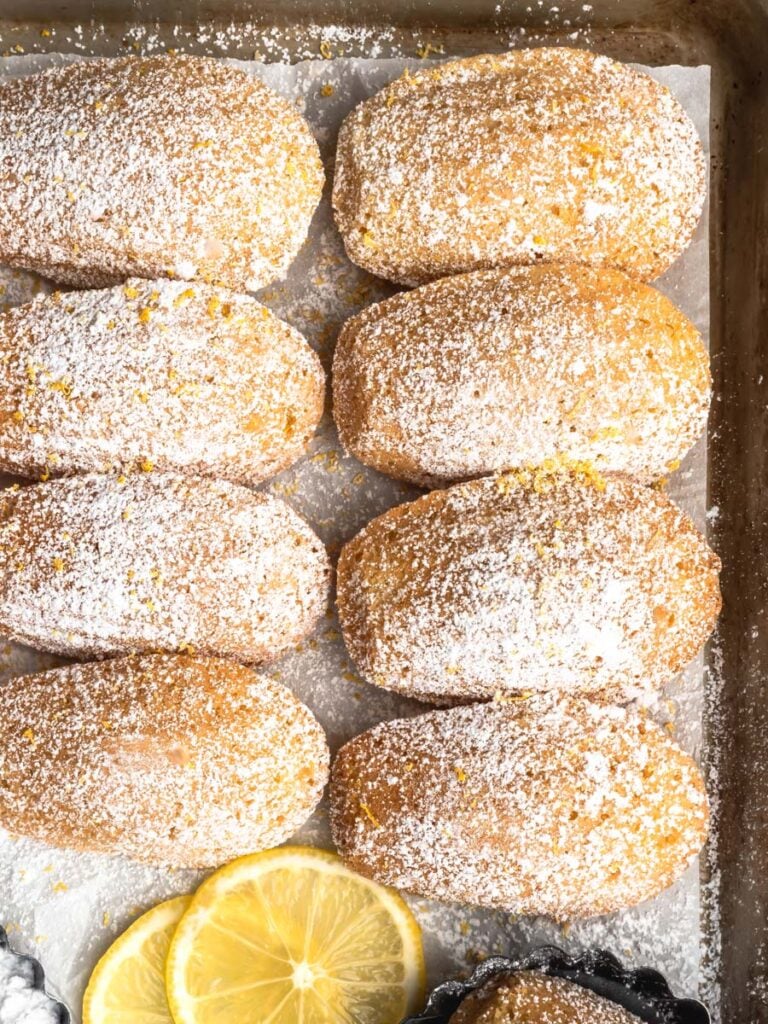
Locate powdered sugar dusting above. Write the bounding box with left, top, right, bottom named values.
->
left=330, top=698, right=709, bottom=919
left=333, top=49, right=705, bottom=285
left=0, top=56, right=712, bottom=1018
left=0, top=942, right=63, bottom=1024
left=0, top=277, right=324, bottom=486
left=337, top=470, right=720, bottom=703
left=0, top=473, right=331, bottom=662
left=0, top=655, right=329, bottom=868
left=0, top=55, right=324, bottom=292
left=334, top=264, right=710, bottom=487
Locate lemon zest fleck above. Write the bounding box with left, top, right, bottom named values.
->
left=360, top=803, right=382, bottom=828
left=173, top=288, right=196, bottom=307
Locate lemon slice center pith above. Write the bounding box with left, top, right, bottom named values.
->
left=293, top=961, right=320, bottom=988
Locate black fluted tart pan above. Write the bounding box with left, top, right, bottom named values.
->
left=402, top=946, right=709, bottom=1024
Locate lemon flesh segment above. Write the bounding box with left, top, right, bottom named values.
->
left=83, top=894, right=191, bottom=1024
left=166, top=846, right=426, bottom=1024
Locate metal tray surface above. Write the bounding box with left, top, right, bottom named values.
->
left=0, top=3, right=762, bottom=1022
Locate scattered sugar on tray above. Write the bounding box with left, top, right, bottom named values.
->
left=0, top=829, right=203, bottom=1012
left=1, top=15, right=592, bottom=62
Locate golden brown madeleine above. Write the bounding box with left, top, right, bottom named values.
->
left=0, top=473, right=330, bottom=661
left=337, top=467, right=720, bottom=702
left=330, top=698, right=710, bottom=918
left=333, top=49, right=704, bottom=285
left=0, top=279, right=324, bottom=486
left=333, top=265, right=710, bottom=487
left=0, top=56, right=323, bottom=290
left=0, top=655, right=329, bottom=867
left=450, top=973, right=643, bottom=1023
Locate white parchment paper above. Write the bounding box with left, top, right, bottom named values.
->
left=0, top=55, right=711, bottom=1021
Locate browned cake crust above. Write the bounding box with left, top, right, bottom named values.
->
left=0, top=655, right=330, bottom=867
left=0, top=278, right=325, bottom=486
left=329, top=698, right=710, bottom=918
left=333, top=264, right=710, bottom=487
left=0, top=56, right=324, bottom=291
left=450, top=973, right=643, bottom=1024
left=336, top=466, right=721, bottom=702
left=0, top=473, right=330, bottom=661
left=333, top=48, right=705, bottom=285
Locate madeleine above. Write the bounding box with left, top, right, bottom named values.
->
left=0, top=655, right=329, bottom=866
left=0, top=473, right=330, bottom=661
left=0, top=56, right=323, bottom=290
left=334, top=48, right=704, bottom=284
left=334, top=264, right=709, bottom=487
left=337, top=467, right=720, bottom=702
left=0, top=279, right=324, bottom=486
left=330, top=698, right=709, bottom=918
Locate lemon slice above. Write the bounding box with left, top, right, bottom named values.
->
left=83, top=894, right=191, bottom=1024
left=166, top=846, right=426, bottom=1024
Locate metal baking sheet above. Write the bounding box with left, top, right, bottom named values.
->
left=5, top=4, right=768, bottom=1023
left=0, top=49, right=716, bottom=1022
